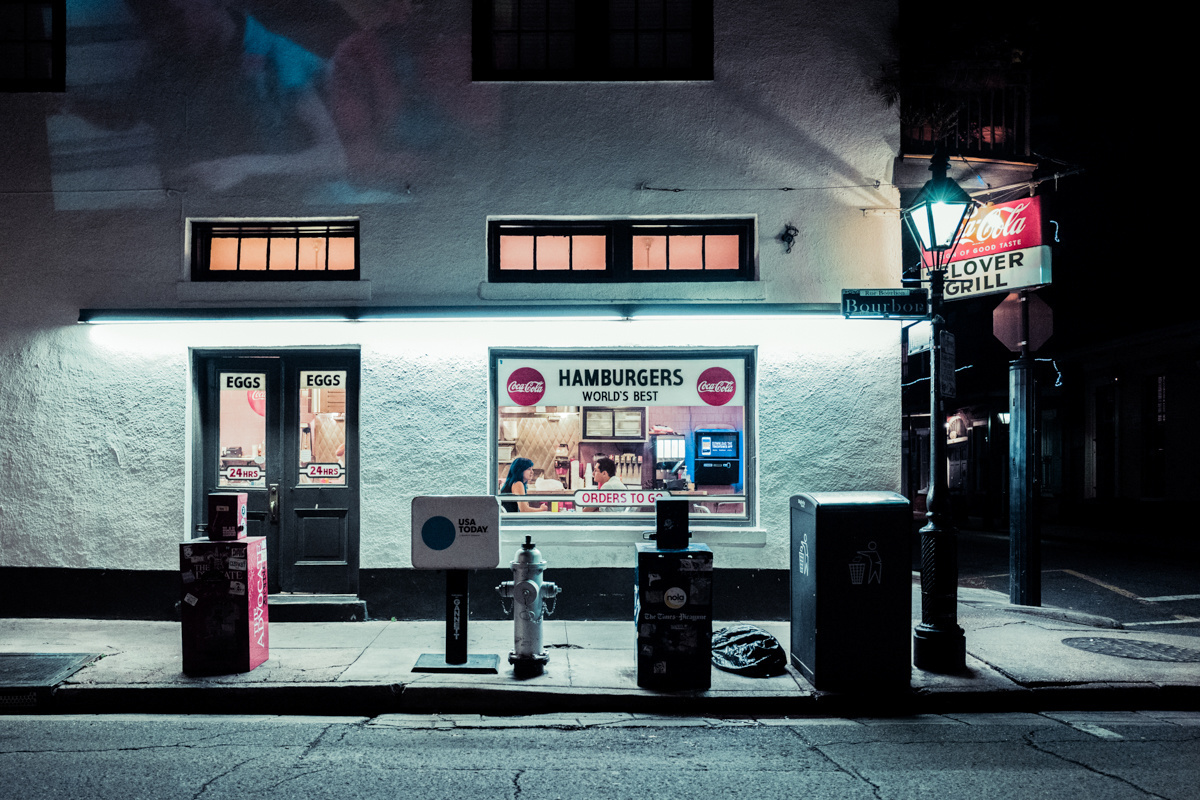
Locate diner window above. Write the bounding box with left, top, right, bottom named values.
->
left=190, top=220, right=360, bottom=282
left=488, top=219, right=754, bottom=283
left=473, top=0, right=713, bottom=81
left=0, top=0, right=64, bottom=92
left=492, top=349, right=754, bottom=523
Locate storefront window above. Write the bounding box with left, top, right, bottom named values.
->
left=218, top=372, right=266, bottom=488
left=492, top=350, right=753, bottom=521
left=298, top=371, right=347, bottom=486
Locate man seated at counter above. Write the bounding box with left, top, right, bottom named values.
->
left=500, top=457, right=548, bottom=513
left=582, top=456, right=628, bottom=513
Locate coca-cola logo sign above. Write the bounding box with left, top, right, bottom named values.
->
left=506, top=367, right=546, bottom=406
left=696, top=367, right=736, bottom=406
left=246, top=390, right=266, bottom=417
left=959, top=201, right=1035, bottom=246
left=925, top=196, right=1043, bottom=267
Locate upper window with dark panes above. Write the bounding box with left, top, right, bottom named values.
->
left=473, top=0, right=713, bottom=81
left=0, top=0, right=65, bottom=92
left=190, top=220, right=360, bottom=282
left=488, top=219, right=754, bottom=283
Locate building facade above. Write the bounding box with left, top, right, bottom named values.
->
left=0, top=0, right=903, bottom=619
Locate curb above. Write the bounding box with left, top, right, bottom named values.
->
left=30, top=681, right=1200, bottom=718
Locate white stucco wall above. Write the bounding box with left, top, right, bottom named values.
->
left=0, top=316, right=898, bottom=571
left=0, top=0, right=902, bottom=574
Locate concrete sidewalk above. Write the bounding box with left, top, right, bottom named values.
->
left=3, top=583, right=1198, bottom=717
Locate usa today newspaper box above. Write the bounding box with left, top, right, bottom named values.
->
left=411, top=496, right=501, bottom=672
left=790, top=492, right=911, bottom=692
left=635, top=543, right=713, bottom=690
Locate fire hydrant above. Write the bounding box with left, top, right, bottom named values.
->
left=496, top=536, right=561, bottom=676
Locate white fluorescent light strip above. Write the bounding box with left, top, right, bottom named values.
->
left=79, top=305, right=846, bottom=324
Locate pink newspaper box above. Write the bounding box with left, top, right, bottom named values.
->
left=207, top=492, right=248, bottom=540
left=180, top=537, right=269, bottom=674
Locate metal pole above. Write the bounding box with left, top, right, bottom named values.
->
left=1009, top=292, right=1040, bottom=605
left=446, top=569, right=468, bottom=664
left=913, top=267, right=967, bottom=673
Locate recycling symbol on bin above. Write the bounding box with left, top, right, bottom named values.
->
left=849, top=542, right=882, bottom=585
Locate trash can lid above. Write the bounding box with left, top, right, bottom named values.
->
left=791, top=492, right=909, bottom=511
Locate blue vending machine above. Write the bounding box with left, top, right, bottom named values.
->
left=688, top=429, right=741, bottom=490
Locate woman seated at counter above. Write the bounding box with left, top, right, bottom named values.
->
left=500, top=457, right=548, bottom=513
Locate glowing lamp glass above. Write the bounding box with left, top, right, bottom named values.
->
left=905, top=177, right=973, bottom=254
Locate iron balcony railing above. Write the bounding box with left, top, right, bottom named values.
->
left=901, top=77, right=1032, bottom=161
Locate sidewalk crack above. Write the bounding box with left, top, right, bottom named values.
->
left=336, top=621, right=395, bottom=679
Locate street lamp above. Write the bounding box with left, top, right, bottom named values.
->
left=901, top=147, right=975, bottom=673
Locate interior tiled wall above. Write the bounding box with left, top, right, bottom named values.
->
left=499, top=414, right=582, bottom=485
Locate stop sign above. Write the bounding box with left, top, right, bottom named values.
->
left=993, top=291, right=1052, bottom=352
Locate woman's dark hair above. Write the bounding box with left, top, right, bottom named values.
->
left=501, top=457, right=535, bottom=494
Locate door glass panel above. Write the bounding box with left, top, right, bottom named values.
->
left=299, top=371, right=347, bottom=485
left=218, top=372, right=267, bottom=487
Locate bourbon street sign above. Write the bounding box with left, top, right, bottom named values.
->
left=841, top=288, right=930, bottom=320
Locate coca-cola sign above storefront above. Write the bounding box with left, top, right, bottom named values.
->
left=696, top=367, right=737, bottom=406
left=922, top=196, right=1043, bottom=270
left=506, top=367, right=547, bottom=406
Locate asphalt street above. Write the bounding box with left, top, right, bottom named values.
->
left=949, top=529, right=1200, bottom=636
left=2, top=713, right=1197, bottom=799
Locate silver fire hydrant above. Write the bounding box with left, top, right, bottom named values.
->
left=496, top=536, right=561, bottom=676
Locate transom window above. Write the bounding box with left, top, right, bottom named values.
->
left=488, top=219, right=754, bottom=283
left=473, top=0, right=713, bottom=81
left=0, top=0, right=64, bottom=92
left=190, top=220, right=360, bottom=282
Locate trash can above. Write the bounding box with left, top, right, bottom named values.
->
left=790, top=492, right=911, bottom=692
left=635, top=543, right=712, bottom=690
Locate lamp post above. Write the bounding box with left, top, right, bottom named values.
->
left=901, top=147, right=974, bottom=673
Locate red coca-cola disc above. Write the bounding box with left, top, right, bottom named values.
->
left=247, top=390, right=266, bottom=417
left=506, top=367, right=546, bottom=406
left=696, top=367, right=736, bottom=406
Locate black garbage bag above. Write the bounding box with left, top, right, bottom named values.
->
left=711, top=624, right=788, bottom=677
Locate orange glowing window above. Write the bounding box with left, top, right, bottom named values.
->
left=499, top=236, right=535, bottom=270
left=192, top=221, right=359, bottom=281
left=268, top=238, right=298, bottom=271
left=327, top=236, right=356, bottom=271
left=536, top=236, right=571, bottom=270
left=238, top=238, right=268, bottom=270
left=630, top=230, right=746, bottom=272
left=572, top=236, right=607, bottom=270
left=489, top=219, right=752, bottom=282
left=495, top=228, right=611, bottom=273
left=705, top=235, right=740, bottom=269
left=209, top=238, right=240, bottom=271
